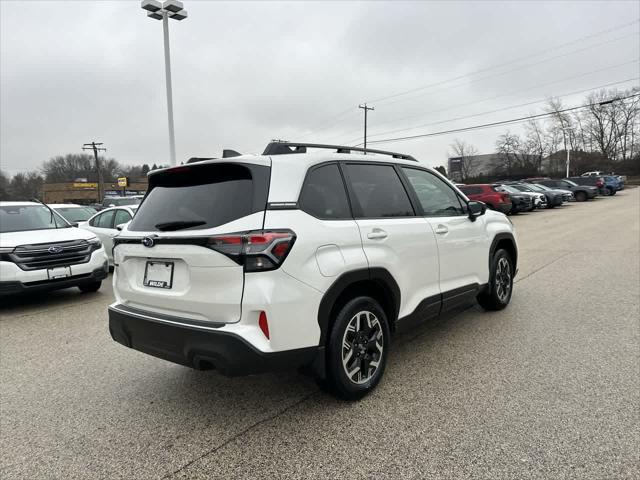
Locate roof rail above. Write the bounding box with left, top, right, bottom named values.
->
left=262, top=142, right=417, bottom=161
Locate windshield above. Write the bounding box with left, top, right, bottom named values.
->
left=563, top=179, right=578, bottom=187
left=510, top=184, right=532, bottom=192
left=495, top=185, right=519, bottom=194
left=524, top=184, right=545, bottom=192
left=0, top=205, right=70, bottom=233
left=103, top=197, right=142, bottom=207
left=53, top=206, right=97, bottom=222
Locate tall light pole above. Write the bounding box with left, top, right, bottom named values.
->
left=141, top=0, right=188, bottom=166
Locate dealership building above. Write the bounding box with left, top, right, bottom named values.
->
left=42, top=180, right=148, bottom=204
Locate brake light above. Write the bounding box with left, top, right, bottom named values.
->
left=500, top=193, right=511, bottom=203
left=596, top=179, right=604, bottom=187
left=205, top=230, right=296, bottom=272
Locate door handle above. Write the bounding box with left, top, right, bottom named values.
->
left=367, top=228, right=388, bottom=240
left=434, top=224, right=449, bottom=235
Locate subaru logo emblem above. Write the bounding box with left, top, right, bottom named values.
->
left=48, top=246, right=63, bottom=254
left=142, top=237, right=155, bottom=248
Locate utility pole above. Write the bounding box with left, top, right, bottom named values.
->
left=359, top=103, right=374, bottom=152
left=83, top=142, right=107, bottom=203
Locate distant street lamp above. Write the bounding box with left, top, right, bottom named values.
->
left=562, top=126, right=574, bottom=178
left=141, top=0, right=188, bottom=166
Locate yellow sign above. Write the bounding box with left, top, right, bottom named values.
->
left=73, top=182, right=97, bottom=188
left=117, top=177, right=129, bottom=187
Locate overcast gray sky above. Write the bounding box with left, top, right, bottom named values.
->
left=1, top=0, right=639, bottom=175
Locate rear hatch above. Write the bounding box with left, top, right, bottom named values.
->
left=113, top=160, right=270, bottom=324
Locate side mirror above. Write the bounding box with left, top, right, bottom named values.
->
left=70, top=222, right=79, bottom=228
left=467, top=200, right=486, bottom=220
left=116, top=223, right=126, bottom=232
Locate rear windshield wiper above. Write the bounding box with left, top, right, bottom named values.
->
left=154, top=220, right=206, bottom=231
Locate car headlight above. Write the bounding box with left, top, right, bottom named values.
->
left=88, top=238, right=102, bottom=250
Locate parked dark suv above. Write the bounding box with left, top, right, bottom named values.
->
left=528, top=178, right=598, bottom=202
left=566, top=176, right=606, bottom=195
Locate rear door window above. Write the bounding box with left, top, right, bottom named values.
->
left=343, top=164, right=414, bottom=218
left=299, top=164, right=351, bottom=219
left=93, top=210, right=115, bottom=228
left=128, top=163, right=269, bottom=232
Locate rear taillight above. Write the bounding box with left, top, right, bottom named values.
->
left=596, top=180, right=604, bottom=187
left=500, top=193, right=511, bottom=203
left=206, top=230, right=296, bottom=272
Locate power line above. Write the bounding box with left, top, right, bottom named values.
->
left=356, top=76, right=640, bottom=143
left=372, top=31, right=639, bottom=110
left=306, top=21, right=639, bottom=141
left=326, top=59, right=639, bottom=145
left=356, top=93, right=640, bottom=147
left=364, top=18, right=640, bottom=105
left=303, top=106, right=360, bottom=137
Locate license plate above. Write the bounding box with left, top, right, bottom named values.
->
left=48, top=266, right=71, bottom=280
left=143, top=261, right=174, bottom=289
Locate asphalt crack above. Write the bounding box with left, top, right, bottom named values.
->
left=164, top=390, right=319, bottom=479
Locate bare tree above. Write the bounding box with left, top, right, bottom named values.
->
left=0, top=170, right=11, bottom=200
left=495, top=131, right=523, bottom=176
left=8, top=172, right=43, bottom=200
left=449, top=139, right=479, bottom=181
left=41, top=154, right=122, bottom=183
left=524, top=119, right=547, bottom=173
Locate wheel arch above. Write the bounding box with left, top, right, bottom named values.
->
left=490, top=232, right=518, bottom=274
left=317, top=268, right=400, bottom=347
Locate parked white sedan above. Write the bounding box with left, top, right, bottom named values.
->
left=80, top=205, right=138, bottom=265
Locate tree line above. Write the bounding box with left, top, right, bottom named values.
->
left=0, top=155, right=168, bottom=201
left=449, top=87, right=639, bottom=181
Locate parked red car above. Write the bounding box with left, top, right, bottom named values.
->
left=459, top=184, right=512, bottom=214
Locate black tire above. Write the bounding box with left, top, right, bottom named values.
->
left=78, top=281, right=102, bottom=293
left=477, top=249, right=513, bottom=311
left=605, top=186, right=614, bottom=196
left=575, top=191, right=587, bottom=202
left=324, top=296, right=391, bottom=401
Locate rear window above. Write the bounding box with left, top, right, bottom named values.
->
left=299, top=164, right=351, bottom=219
left=460, top=186, right=483, bottom=195
left=103, top=197, right=141, bottom=207
left=128, top=163, right=270, bottom=232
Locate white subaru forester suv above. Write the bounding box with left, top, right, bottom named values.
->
left=109, top=142, right=517, bottom=400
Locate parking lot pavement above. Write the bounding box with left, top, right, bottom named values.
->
left=1, top=189, right=638, bottom=480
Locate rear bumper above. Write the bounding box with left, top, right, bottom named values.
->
left=108, top=304, right=321, bottom=376
left=0, top=265, right=108, bottom=296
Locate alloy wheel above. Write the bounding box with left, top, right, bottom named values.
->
left=341, top=311, right=384, bottom=384
left=495, top=257, right=512, bottom=302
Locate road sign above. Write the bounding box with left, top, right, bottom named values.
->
left=117, top=177, right=129, bottom=188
